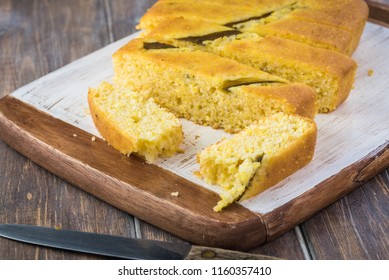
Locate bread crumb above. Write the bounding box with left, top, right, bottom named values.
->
left=73, top=134, right=77, bottom=137
left=54, top=225, right=62, bottom=230
left=193, top=171, right=201, bottom=178
left=171, top=191, right=179, bottom=197
left=27, top=192, right=33, bottom=200
left=91, top=136, right=96, bottom=141
left=368, top=69, right=374, bottom=76
left=195, top=135, right=200, bottom=140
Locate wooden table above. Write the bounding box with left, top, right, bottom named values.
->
left=0, top=0, right=388, bottom=260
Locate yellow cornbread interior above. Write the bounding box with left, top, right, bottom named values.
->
left=145, top=17, right=356, bottom=113
left=113, top=41, right=318, bottom=133
left=197, top=113, right=316, bottom=211
left=88, top=82, right=183, bottom=163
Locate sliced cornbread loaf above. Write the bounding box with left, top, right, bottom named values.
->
left=145, top=17, right=357, bottom=112
left=88, top=82, right=183, bottom=163
left=232, top=0, right=368, bottom=55
left=113, top=38, right=316, bottom=133
left=138, top=0, right=368, bottom=56
left=197, top=112, right=317, bottom=211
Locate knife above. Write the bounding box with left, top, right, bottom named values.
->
left=0, top=224, right=278, bottom=260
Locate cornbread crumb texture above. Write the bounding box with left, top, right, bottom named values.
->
left=113, top=38, right=316, bottom=133
left=143, top=16, right=357, bottom=113
left=88, top=82, right=183, bottom=163
left=218, top=36, right=357, bottom=113
left=197, top=113, right=317, bottom=211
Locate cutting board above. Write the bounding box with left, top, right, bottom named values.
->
left=1, top=22, right=389, bottom=251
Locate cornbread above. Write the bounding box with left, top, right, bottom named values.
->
left=113, top=38, right=316, bottom=133
left=146, top=17, right=357, bottom=112
left=197, top=113, right=317, bottom=211
left=138, top=0, right=368, bottom=56
left=88, top=82, right=183, bottom=163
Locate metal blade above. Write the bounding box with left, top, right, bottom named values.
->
left=0, top=224, right=191, bottom=260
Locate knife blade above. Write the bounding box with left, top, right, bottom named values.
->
left=0, top=224, right=278, bottom=260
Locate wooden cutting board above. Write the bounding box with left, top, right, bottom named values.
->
left=1, top=22, right=388, bottom=251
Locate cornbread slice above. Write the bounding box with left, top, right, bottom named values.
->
left=146, top=17, right=357, bottom=112
left=113, top=38, right=316, bottom=133
left=236, top=14, right=353, bottom=55
left=137, top=0, right=296, bottom=32
left=88, top=82, right=183, bottom=163
left=292, top=0, right=368, bottom=53
left=197, top=113, right=317, bottom=212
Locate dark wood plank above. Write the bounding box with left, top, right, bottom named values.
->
left=137, top=220, right=189, bottom=243
left=262, top=142, right=389, bottom=239
left=136, top=213, right=308, bottom=260
left=367, top=0, right=389, bottom=27
left=301, top=170, right=389, bottom=259
left=0, top=135, right=134, bottom=260
left=0, top=0, right=111, bottom=98
left=249, top=228, right=307, bottom=260
left=106, top=0, right=158, bottom=40
left=0, top=0, right=135, bottom=259
left=137, top=218, right=308, bottom=260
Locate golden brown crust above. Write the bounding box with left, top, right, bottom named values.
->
left=238, top=83, right=317, bottom=119
left=138, top=0, right=368, bottom=56
left=88, top=87, right=137, bottom=155
left=229, top=35, right=357, bottom=79
left=138, top=0, right=296, bottom=31
left=291, top=0, right=369, bottom=54
left=220, top=35, right=357, bottom=111
left=114, top=38, right=287, bottom=86
left=243, top=17, right=353, bottom=55
left=146, top=17, right=234, bottom=39
left=240, top=117, right=317, bottom=200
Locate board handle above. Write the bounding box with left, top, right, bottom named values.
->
left=184, top=245, right=280, bottom=260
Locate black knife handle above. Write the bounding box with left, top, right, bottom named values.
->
left=184, top=245, right=280, bottom=260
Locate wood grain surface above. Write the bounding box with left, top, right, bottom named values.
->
left=0, top=0, right=388, bottom=259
